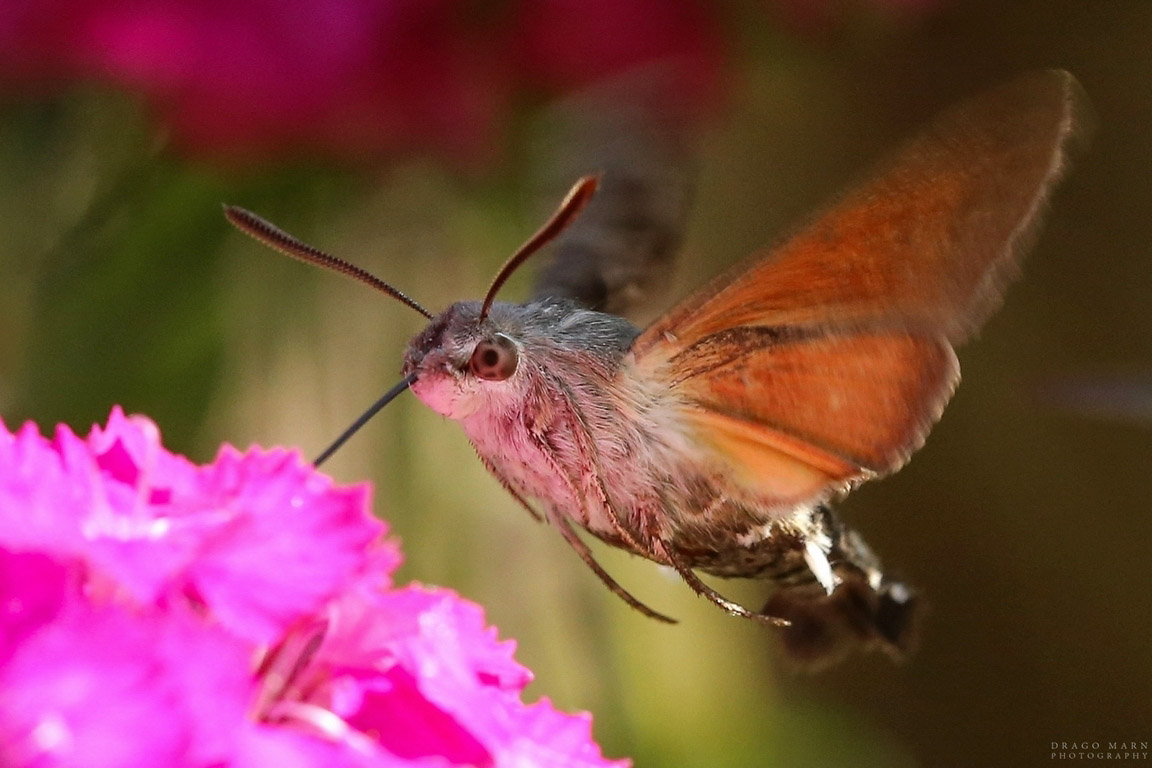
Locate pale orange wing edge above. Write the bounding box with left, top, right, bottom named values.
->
left=664, top=332, right=958, bottom=506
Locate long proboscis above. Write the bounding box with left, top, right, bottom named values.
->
left=478, top=175, right=600, bottom=322
left=312, top=373, right=417, bottom=466
left=223, top=205, right=433, bottom=319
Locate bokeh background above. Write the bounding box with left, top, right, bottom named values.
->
left=1, top=1, right=1149, bottom=766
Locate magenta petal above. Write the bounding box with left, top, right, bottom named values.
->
left=60, top=418, right=200, bottom=606
left=0, top=408, right=627, bottom=767
left=234, top=723, right=414, bottom=768
left=0, top=412, right=198, bottom=604
left=184, top=447, right=387, bottom=644
left=86, top=406, right=201, bottom=503
left=0, top=550, right=72, bottom=663
left=0, top=605, right=190, bottom=767
left=0, top=421, right=86, bottom=556
left=0, top=409, right=394, bottom=635
left=85, top=405, right=154, bottom=488
left=348, top=667, right=491, bottom=765
left=318, top=585, right=531, bottom=694
left=316, top=585, right=627, bottom=767
left=151, top=607, right=257, bottom=766
left=492, top=698, right=630, bottom=768
left=0, top=594, right=256, bottom=768
left=383, top=586, right=533, bottom=694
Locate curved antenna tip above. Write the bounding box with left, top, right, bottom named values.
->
left=478, top=174, right=602, bottom=322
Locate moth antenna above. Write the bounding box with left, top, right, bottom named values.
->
left=224, top=205, right=433, bottom=320
left=478, top=175, right=600, bottom=323
left=312, top=373, right=416, bottom=466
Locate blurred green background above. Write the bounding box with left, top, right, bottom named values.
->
left=1, top=1, right=1149, bottom=766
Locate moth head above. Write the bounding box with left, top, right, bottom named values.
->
left=402, top=301, right=527, bottom=419
left=400, top=177, right=601, bottom=421
left=224, top=175, right=598, bottom=460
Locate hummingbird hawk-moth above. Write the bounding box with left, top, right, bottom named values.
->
left=227, top=69, right=1090, bottom=665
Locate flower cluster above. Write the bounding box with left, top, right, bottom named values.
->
left=0, top=0, right=723, bottom=162
left=0, top=408, right=626, bottom=767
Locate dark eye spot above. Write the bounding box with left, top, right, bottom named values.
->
left=469, top=334, right=519, bottom=381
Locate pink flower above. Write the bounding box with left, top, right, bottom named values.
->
left=0, top=552, right=255, bottom=767
left=253, top=584, right=624, bottom=767
left=0, top=409, right=626, bottom=767
left=0, top=407, right=389, bottom=644
left=0, top=0, right=725, bottom=162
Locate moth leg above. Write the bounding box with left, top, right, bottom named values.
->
left=651, top=538, right=791, bottom=627
left=521, top=426, right=676, bottom=623
left=550, top=375, right=650, bottom=557
left=548, top=510, right=677, bottom=624
left=586, top=466, right=649, bottom=558
left=551, top=376, right=778, bottom=625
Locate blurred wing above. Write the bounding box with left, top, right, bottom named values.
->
left=528, top=69, right=696, bottom=320
left=636, top=69, right=1091, bottom=353
left=632, top=70, right=1090, bottom=498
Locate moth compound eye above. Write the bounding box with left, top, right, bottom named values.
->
left=469, top=334, right=519, bottom=381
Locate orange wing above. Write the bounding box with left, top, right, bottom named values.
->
left=632, top=70, right=1089, bottom=504
left=666, top=330, right=958, bottom=505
